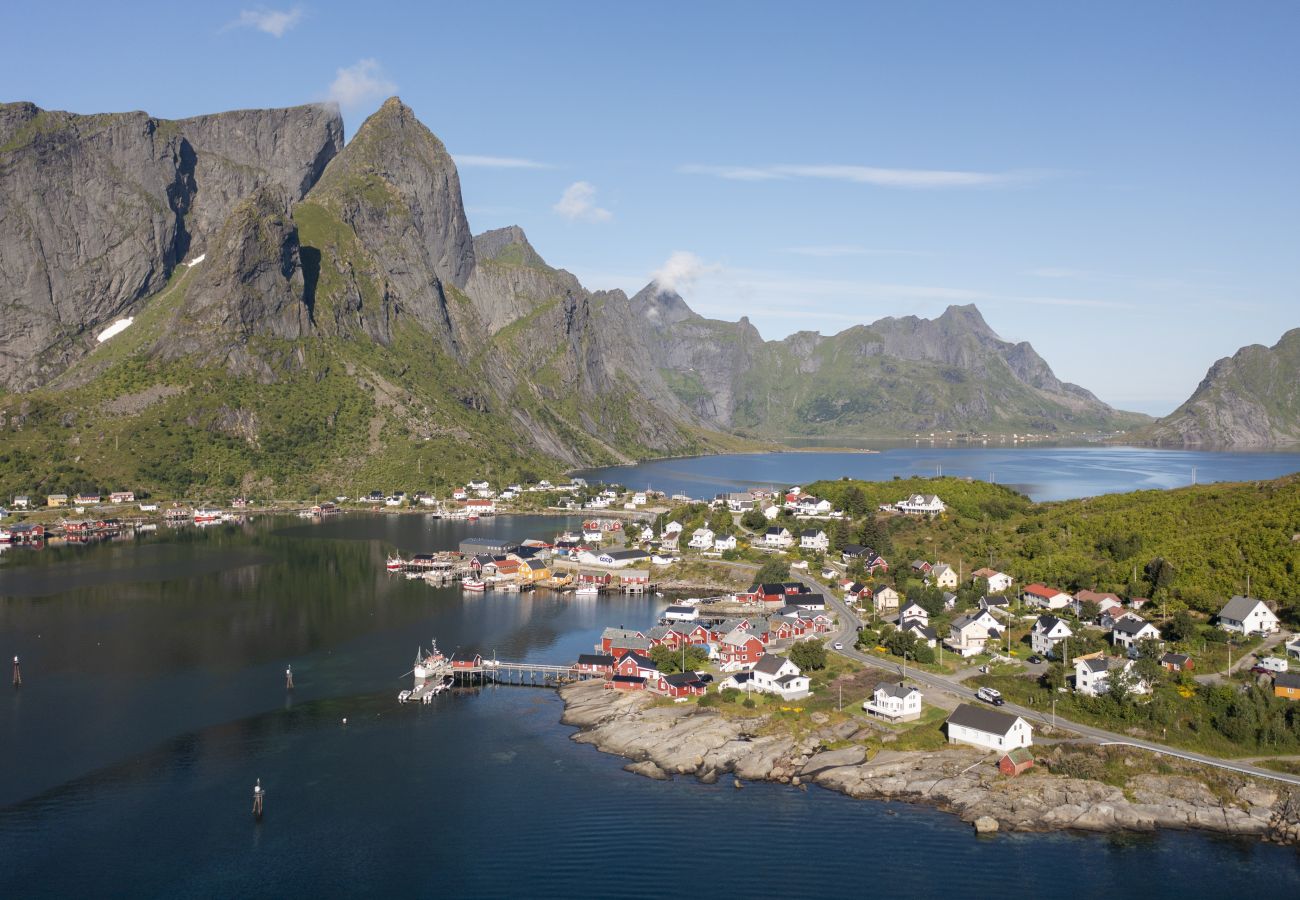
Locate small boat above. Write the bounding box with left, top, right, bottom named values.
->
left=386, top=555, right=405, bottom=572
left=398, top=689, right=412, bottom=702
left=405, top=571, right=425, bottom=580
left=193, top=508, right=222, bottom=524
left=574, top=585, right=600, bottom=597
left=499, top=582, right=520, bottom=593
left=461, top=578, right=486, bottom=592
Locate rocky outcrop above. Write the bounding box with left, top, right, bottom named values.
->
left=0, top=100, right=341, bottom=390
left=1146, top=328, right=1300, bottom=446
left=558, top=681, right=1300, bottom=844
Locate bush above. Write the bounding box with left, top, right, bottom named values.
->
left=742, top=697, right=756, bottom=709
left=719, top=687, right=741, bottom=704
left=790, top=639, right=828, bottom=671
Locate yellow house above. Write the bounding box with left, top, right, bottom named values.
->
left=46, top=493, right=69, bottom=508
left=520, top=559, right=550, bottom=583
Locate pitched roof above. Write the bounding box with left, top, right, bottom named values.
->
left=1001, top=747, right=1034, bottom=765
left=619, top=652, right=656, bottom=669
left=577, top=654, right=615, bottom=666
left=1219, top=595, right=1271, bottom=620
left=1275, top=672, right=1300, bottom=690
left=946, top=702, right=1024, bottom=737
left=1034, top=615, right=1069, bottom=633
left=1160, top=652, right=1191, bottom=666
left=753, top=654, right=792, bottom=676
left=605, top=548, right=649, bottom=561
left=876, top=682, right=920, bottom=700
left=1113, top=617, right=1156, bottom=636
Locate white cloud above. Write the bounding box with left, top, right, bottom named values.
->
left=455, top=155, right=554, bottom=169
left=226, top=6, right=304, bottom=37
left=784, top=245, right=928, bottom=258
left=651, top=251, right=721, bottom=293
left=553, top=181, right=612, bottom=222
left=679, top=162, right=1046, bottom=189
left=327, top=59, right=396, bottom=113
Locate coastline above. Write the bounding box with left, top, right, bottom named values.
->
left=558, top=681, right=1300, bottom=844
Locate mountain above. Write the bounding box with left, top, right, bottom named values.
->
left=0, top=97, right=1144, bottom=498
left=1145, top=329, right=1300, bottom=446
left=630, top=284, right=1147, bottom=437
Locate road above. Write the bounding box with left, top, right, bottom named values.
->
left=790, top=572, right=1300, bottom=787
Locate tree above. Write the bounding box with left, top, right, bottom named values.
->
left=842, top=485, right=868, bottom=517
left=1145, top=557, right=1176, bottom=596
left=740, top=508, right=767, bottom=530
left=830, top=518, right=851, bottom=553
left=789, top=639, right=827, bottom=671
left=1132, top=638, right=1164, bottom=686
left=856, top=517, right=891, bottom=556
left=649, top=643, right=709, bottom=675
left=1165, top=610, right=1196, bottom=643
left=1077, top=599, right=1101, bottom=624
left=755, top=558, right=790, bottom=584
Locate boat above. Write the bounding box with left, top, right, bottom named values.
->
left=574, top=585, right=600, bottom=597
left=461, top=578, right=486, bottom=592
left=404, top=571, right=425, bottom=580
left=413, top=641, right=447, bottom=680
left=193, top=508, right=222, bottom=524
left=386, top=555, right=405, bottom=572
left=499, top=582, right=520, bottom=593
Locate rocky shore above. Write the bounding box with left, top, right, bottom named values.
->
left=559, top=681, right=1300, bottom=844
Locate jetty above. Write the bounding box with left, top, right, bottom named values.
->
left=397, top=641, right=603, bottom=703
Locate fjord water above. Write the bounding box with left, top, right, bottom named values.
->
left=576, top=445, right=1300, bottom=501
left=0, top=507, right=1297, bottom=895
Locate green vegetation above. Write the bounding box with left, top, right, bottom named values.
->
left=648, top=643, right=710, bottom=675
left=789, top=639, right=828, bottom=671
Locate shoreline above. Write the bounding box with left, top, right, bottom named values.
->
left=557, top=681, right=1300, bottom=845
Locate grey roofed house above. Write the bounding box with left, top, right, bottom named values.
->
left=752, top=654, right=790, bottom=676
left=945, top=702, right=1022, bottom=737
left=605, top=548, right=650, bottom=561
left=876, top=682, right=920, bottom=700
left=646, top=624, right=674, bottom=640
left=1079, top=656, right=1110, bottom=675
left=460, top=538, right=517, bottom=556
left=664, top=605, right=696, bottom=616
left=601, top=627, right=643, bottom=641
left=577, top=653, right=615, bottom=667
left=1160, top=652, right=1191, bottom=667
left=1219, top=594, right=1266, bottom=620
left=1113, top=617, right=1153, bottom=636
left=663, top=671, right=707, bottom=688
left=980, top=595, right=1009, bottom=608
left=903, top=622, right=938, bottom=642
left=1274, top=672, right=1300, bottom=690
left=717, top=617, right=748, bottom=633
left=775, top=674, right=803, bottom=687
left=619, top=652, right=656, bottom=669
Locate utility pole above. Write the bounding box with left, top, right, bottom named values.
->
left=1052, top=697, right=1057, bottom=728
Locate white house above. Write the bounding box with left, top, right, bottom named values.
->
left=896, top=494, right=946, bottom=516
left=662, top=521, right=684, bottom=539
left=631, top=492, right=648, bottom=506
left=724, top=492, right=756, bottom=512
left=762, top=505, right=780, bottom=520
left=871, top=585, right=900, bottom=613
left=713, top=533, right=737, bottom=551
left=898, top=601, right=929, bottom=627
left=746, top=654, right=812, bottom=700
left=12, top=495, right=30, bottom=510
left=1021, top=584, right=1073, bottom=610
left=1074, top=655, right=1149, bottom=697
left=1030, top=615, right=1073, bottom=657
left=947, top=610, right=1000, bottom=657
left=864, top=682, right=923, bottom=722
left=901, top=620, right=939, bottom=648
left=664, top=605, right=700, bottom=622
left=799, top=529, right=829, bottom=552
left=796, top=496, right=833, bottom=516
left=1111, top=617, right=1161, bottom=651
left=946, top=703, right=1033, bottom=751
left=688, top=528, right=715, bottom=550
left=763, top=526, right=794, bottom=549
left=929, top=563, right=958, bottom=590
left=1217, top=595, right=1280, bottom=635
left=972, top=567, right=1013, bottom=593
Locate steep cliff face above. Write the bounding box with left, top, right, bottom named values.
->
left=1146, top=329, right=1300, bottom=446
left=0, top=100, right=342, bottom=390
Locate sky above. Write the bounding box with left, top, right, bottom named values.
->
left=4, top=1, right=1297, bottom=416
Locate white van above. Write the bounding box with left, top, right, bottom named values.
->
left=976, top=686, right=1005, bottom=706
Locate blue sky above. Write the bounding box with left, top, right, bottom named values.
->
left=5, top=1, right=1297, bottom=415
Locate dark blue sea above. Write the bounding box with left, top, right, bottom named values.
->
left=4, top=453, right=1300, bottom=897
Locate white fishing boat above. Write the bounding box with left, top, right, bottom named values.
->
left=193, top=508, right=222, bottom=524
left=386, top=555, right=405, bottom=572
left=461, top=578, right=486, bottom=592
left=574, top=585, right=600, bottom=597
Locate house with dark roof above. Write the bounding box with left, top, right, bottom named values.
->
left=1274, top=672, right=1300, bottom=701
left=747, top=655, right=811, bottom=700
left=575, top=654, right=616, bottom=675
left=1030, top=615, right=1073, bottom=656
left=657, top=671, right=709, bottom=699
left=1111, top=617, right=1161, bottom=651
left=864, top=682, right=922, bottom=722
left=945, top=703, right=1033, bottom=751
left=1160, top=652, right=1193, bottom=673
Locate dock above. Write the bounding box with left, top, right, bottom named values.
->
left=397, top=642, right=603, bottom=702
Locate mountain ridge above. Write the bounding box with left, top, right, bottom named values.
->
left=0, top=96, right=1149, bottom=497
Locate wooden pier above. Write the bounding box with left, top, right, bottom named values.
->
left=398, top=651, right=602, bottom=702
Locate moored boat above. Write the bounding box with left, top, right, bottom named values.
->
left=461, top=578, right=486, bottom=592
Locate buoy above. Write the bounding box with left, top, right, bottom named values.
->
left=252, top=778, right=264, bottom=821
left=12, top=655, right=21, bottom=687
left=342, top=717, right=347, bottom=725
left=285, top=665, right=294, bottom=690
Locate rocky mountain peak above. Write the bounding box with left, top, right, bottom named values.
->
left=631, top=282, right=697, bottom=327
left=473, top=226, right=548, bottom=269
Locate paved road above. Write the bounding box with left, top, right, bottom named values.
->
left=790, top=572, right=1300, bottom=787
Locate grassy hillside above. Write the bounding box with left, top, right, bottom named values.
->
left=808, top=475, right=1300, bottom=620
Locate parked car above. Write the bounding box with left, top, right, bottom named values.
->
left=833, top=642, right=843, bottom=650
left=976, top=686, right=1005, bottom=706
left=1027, top=654, right=1043, bottom=664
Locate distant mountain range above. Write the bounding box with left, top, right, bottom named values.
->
left=1144, top=329, right=1300, bottom=446
left=0, top=97, right=1176, bottom=495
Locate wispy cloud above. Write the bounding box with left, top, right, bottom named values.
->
left=225, top=6, right=304, bottom=38
left=784, top=245, right=929, bottom=258
left=651, top=251, right=721, bottom=293
left=679, top=162, right=1047, bottom=189
left=553, top=181, right=612, bottom=222
left=327, top=59, right=396, bottom=113
left=456, top=155, right=554, bottom=170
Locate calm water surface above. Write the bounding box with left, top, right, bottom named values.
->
left=576, top=445, right=1300, bottom=501
left=3, top=508, right=1300, bottom=896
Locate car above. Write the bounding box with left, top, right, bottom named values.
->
left=697, top=673, right=714, bottom=684
left=1027, top=654, right=1043, bottom=664
left=976, top=686, right=1005, bottom=706
left=833, top=642, right=843, bottom=650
